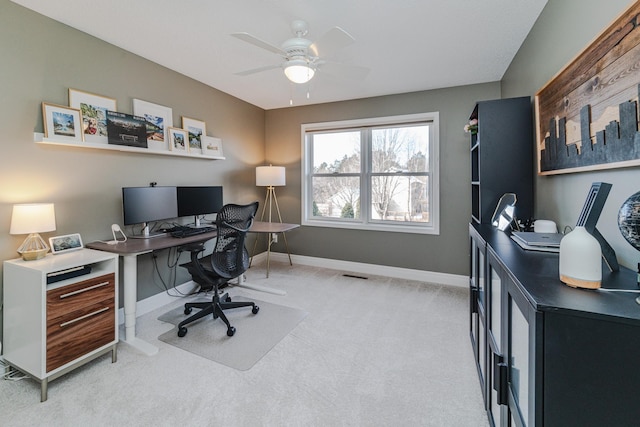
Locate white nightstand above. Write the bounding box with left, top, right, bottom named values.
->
left=3, top=248, right=119, bottom=401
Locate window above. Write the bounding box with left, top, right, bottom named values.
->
left=302, top=112, right=439, bottom=234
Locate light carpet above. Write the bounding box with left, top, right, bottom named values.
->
left=0, top=261, right=488, bottom=426
left=157, top=296, right=308, bottom=370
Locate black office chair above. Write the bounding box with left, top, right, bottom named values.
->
left=177, top=201, right=260, bottom=338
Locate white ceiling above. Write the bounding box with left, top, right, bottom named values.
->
left=12, top=0, right=547, bottom=110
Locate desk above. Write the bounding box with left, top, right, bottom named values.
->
left=249, top=221, right=299, bottom=278
left=87, top=231, right=216, bottom=356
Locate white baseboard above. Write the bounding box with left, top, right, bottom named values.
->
left=121, top=253, right=468, bottom=323
left=262, top=252, right=468, bottom=288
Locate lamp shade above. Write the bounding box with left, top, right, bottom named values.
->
left=284, top=60, right=315, bottom=84
left=10, top=203, right=56, bottom=235
left=256, top=166, right=286, bottom=187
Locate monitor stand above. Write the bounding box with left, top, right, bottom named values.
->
left=129, top=222, right=167, bottom=239
left=192, top=216, right=212, bottom=228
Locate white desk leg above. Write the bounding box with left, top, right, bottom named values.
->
left=122, top=254, right=158, bottom=356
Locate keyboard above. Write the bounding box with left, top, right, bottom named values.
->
left=170, top=226, right=215, bottom=238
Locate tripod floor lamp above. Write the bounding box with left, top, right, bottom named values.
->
left=252, top=165, right=293, bottom=276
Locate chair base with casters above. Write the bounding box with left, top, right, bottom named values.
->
left=178, top=289, right=259, bottom=337
left=177, top=202, right=260, bottom=338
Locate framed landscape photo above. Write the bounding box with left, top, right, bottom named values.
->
left=69, top=88, right=117, bottom=144
left=42, top=103, right=83, bottom=142
left=168, top=127, right=188, bottom=152
left=49, top=233, right=83, bottom=254
left=133, top=99, right=173, bottom=151
left=201, top=136, right=224, bottom=157
left=107, top=111, right=148, bottom=148
left=182, top=116, right=206, bottom=152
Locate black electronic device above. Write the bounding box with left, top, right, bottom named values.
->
left=122, top=186, right=178, bottom=238
left=177, top=186, right=223, bottom=228
left=576, top=182, right=619, bottom=271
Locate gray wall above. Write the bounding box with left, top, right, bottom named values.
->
left=0, top=0, right=265, bottom=336
left=265, top=83, right=500, bottom=275
left=502, top=0, right=639, bottom=270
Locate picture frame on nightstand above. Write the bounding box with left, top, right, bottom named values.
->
left=49, top=233, right=83, bottom=254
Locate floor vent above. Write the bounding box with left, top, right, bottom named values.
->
left=343, top=274, right=368, bottom=280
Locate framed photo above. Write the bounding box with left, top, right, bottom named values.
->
left=107, top=111, right=148, bottom=148
left=49, top=233, right=83, bottom=254
left=42, top=103, right=83, bottom=142
left=168, top=127, right=188, bottom=152
left=69, top=89, right=117, bottom=144
left=182, top=116, right=206, bottom=152
left=201, top=135, right=224, bottom=157
left=133, top=99, right=173, bottom=151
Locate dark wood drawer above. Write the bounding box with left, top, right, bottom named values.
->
left=46, top=274, right=116, bottom=372
left=46, top=305, right=114, bottom=372
left=47, top=274, right=115, bottom=324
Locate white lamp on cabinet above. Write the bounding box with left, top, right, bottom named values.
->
left=559, top=226, right=602, bottom=289
left=10, top=203, right=56, bottom=261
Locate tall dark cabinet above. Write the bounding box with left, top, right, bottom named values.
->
left=470, top=96, right=533, bottom=224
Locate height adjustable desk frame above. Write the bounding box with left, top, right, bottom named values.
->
left=87, top=231, right=218, bottom=356
left=87, top=222, right=298, bottom=355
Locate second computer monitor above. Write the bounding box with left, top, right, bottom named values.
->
left=177, top=186, right=223, bottom=227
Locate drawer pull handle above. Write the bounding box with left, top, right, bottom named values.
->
left=59, top=281, right=110, bottom=299
left=60, top=307, right=109, bottom=327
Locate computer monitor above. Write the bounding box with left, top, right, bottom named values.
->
left=177, top=186, right=223, bottom=227
left=122, top=186, right=178, bottom=238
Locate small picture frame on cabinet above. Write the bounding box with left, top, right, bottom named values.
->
left=168, top=127, right=188, bottom=152
left=49, top=233, right=83, bottom=254
left=201, top=136, right=224, bottom=157
left=42, top=103, right=84, bottom=142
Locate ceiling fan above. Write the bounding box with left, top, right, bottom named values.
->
left=231, top=20, right=369, bottom=84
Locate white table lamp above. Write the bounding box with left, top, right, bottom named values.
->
left=256, top=165, right=285, bottom=223
left=559, top=226, right=602, bottom=289
left=10, top=203, right=56, bottom=260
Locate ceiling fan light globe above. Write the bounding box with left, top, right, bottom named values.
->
left=284, top=63, right=315, bottom=84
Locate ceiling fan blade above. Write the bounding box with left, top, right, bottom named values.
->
left=318, top=61, right=370, bottom=80
left=231, top=32, right=286, bottom=56
left=234, top=64, right=281, bottom=76
left=309, top=27, right=355, bottom=57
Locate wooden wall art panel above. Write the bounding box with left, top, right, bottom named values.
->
left=535, top=2, right=640, bottom=175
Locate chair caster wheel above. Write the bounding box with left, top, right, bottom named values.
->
left=178, top=327, right=188, bottom=337
left=227, top=327, right=236, bottom=337
left=252, top=305, right=260, bottom=314
left=225, top=296, right=232, bottom=303
left=184, top=307, right=192, bottom=315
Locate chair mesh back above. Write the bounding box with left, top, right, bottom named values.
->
left=210, top=202, right=259, bottom=279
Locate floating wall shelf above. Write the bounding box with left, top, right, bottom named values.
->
left=33, top=133, right=225, bottom=160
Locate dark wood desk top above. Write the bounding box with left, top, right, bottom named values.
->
left=86, top=221, right=298, bottom=255
left=86, top=230, right=217, bottom=255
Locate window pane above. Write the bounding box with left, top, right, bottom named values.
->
left=312, top=176, right=360, bottom=219
left=370, top=175, right=429, bottom=222
left=372, top=126, right=429, bottom=173
left=312, top=132, right=360, bottom=173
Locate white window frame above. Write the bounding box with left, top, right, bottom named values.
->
left=301, top=112, right=440, bottom=235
